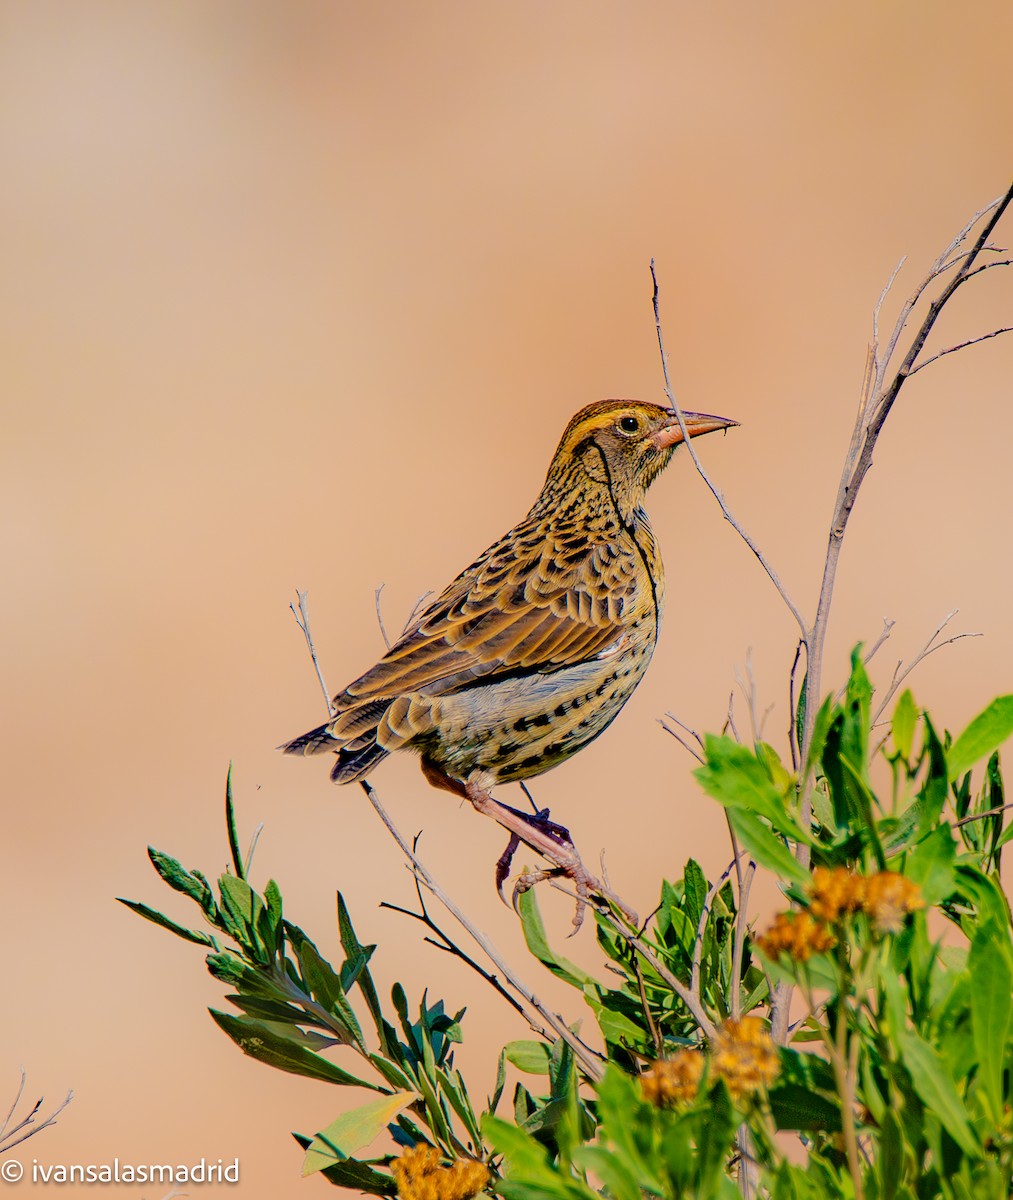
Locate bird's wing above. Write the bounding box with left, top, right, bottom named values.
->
left=336, top=521, right=642, bottom=709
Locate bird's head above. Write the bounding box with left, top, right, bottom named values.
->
left=544, top=399, right=737, bottom=520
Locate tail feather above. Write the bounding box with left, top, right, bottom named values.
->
left=330, top=739, right=390, bottom=783
left=280, top=714, right=391, bottom=785
left=279, top=720, right=338, bottom=756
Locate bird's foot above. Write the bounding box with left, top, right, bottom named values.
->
left=494, top=804, right=574, bottom=899
left=466, top=780, right=637, bottom=932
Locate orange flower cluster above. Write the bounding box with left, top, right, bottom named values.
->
left=808, top=866, right=867, bottom=923
left=640, top=1049, right=705, bottom=1107
left=861, top=871, right=925, bottom=934
left=757, top=868, right=925, bottom=964
left=755, top=910, right=836, bottom=962
left=710, top=1016, right=780, bottom=1101
left=392, top=1145, right=490, bottom=1200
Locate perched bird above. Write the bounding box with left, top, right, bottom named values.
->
left=283, top=400, right=736, bottom=919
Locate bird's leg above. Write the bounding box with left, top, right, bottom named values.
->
left=464, top=781, right=636, bottom=932
left=420, top=759, right=635, bottom=930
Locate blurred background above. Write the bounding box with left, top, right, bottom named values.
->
left=2, top=2, right=1011, bottom=1193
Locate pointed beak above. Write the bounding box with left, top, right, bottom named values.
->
left=652, top=409, right=739, bottom=450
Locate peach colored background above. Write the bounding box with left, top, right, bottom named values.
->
left=3, top=3, right=1012, bottom=1195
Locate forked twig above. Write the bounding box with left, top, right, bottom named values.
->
left=871, top=610, right=982, bottom=724
left=290, top=590, right=336, bottom=718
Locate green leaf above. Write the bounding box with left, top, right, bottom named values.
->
left=727, top=809, right=810, bottom=885
left=116, top=898, right=216, bottom=947
left=301, top=1092, right=414, bottom=1176
left=969, top=920, right=1012, bottom=1122
left=224, top=764, right=245, bottom=880
left=896, top=1027, right=979, bottom=1157
left=683, top=858, right=708, bottom=929
left=948, top=695, right=1013, bottom=781
left=804, top=694, right=837, bottom=782
left=291, top=1135, right=393, bottom=1195
left=892, top=690, right=918, bottom=760
left=209, top=1010, right=382, bottom=1090
left=504, top=1040, right=552, bottom=1074
left=696, top=736, right=812, bottom=844
left=515, top=889, right=597, bottom=989
left=218, top=874, right=266, bottom=956
left=298, top=939, right=364, bottom=1049
left=767, top=1083, right=841, bottom=1132
left=906, top=826, right=956, bottom=907
left=148, top=847, right=210, bottom=905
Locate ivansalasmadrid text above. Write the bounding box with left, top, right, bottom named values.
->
left=33, top=1157, right=240, bottom=1184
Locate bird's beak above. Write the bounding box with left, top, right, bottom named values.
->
left=652, top=409, right=739, bottom=450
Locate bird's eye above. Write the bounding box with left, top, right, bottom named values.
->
left=618, top=415, right=640, bottom=434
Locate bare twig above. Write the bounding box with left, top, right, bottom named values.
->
left=659, top=716, right=705, bottom=764
left=650, top=260, right=809, bottom=640
left=0, top=1072, right=73, bottom=1156
left=726, top=692, right=742, bottom=745
left=801, top=185, right=1013, bottom=791
left=953, top=802, right=1013, bottom=829
left=362, top=780, right=606, bottom=1081
left=290, top=590, right=336, bottom=718
left=908, top=326, right=1013, bottom=375
left=589, top=898, right=717, bottom=1038
left=374, top=584, right=392, bottom=650
left=787, top=640, right=803, bottom=773
left=870, top=610, right=982, bottom=724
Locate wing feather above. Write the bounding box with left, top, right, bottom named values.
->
left=336, top=516, right=642, bottom=709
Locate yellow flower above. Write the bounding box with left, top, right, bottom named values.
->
left=711, top=1016, right=780, bottom=1102
left=861, top=871, right=924, bottom=935
left=755, top=910, right=836, bottom=962
left=392, top=1145, right=490, bottom=1200
left=640, top=1050, right=705, bottom=1107
left=808, top=867, right=866, bottom=923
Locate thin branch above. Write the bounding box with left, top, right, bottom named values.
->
left=726, top=692, right=742, bottom=745
left=361, top=780, right=606, bottom=1081
left=833, top=618, right=896, bottom=703
left=0, top=1082, right=73, bottom=1157
left=289, top=590, right=336, bottom=718
left=871, top=610, right=981, bottom=724
left=374, top=584, right=392, bottom=650
left=589, top=898, right=717, bottom=1038
left=908, top=326, right=1013, bottom=375
left=799, top=184, right=1013, bottom=840
left=650, top=260, right=809, bottom=640
left=953, top=802, right=1013, bottom=829
left=632, top=956, right=664, bottom=1057
left=725, top=809, right=756, bottom=1023
left=659, top=716, right=705, bottom=764
left=787, top=640, right=803, bottom=773
left=0, top=1068, right=26, bottom=1139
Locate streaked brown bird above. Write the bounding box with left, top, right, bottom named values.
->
left=283, top=400, right=736, bottom=920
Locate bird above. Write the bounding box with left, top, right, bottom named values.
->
left=283, top=399, right=736, bottom=922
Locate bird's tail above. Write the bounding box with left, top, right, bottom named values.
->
left=279, top=710, right=391, bottom=784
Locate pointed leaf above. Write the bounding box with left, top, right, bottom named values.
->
left=225, top=764, right=245, bottom=880
left=948, top=695, right=1013, bottom=781
left=969, top=920, right=1012, bottom=1121
left=892, top=690, right=918, bottom=761
left=302, top=1092, right=414, bottom=1175
left=117, top=898, right=216, bottom=947
left=209, top=1010, right=382, bottom=1090
left=896, top=1028, right=979, bottom=1156
left=516, top=889, right=597, bottom=988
